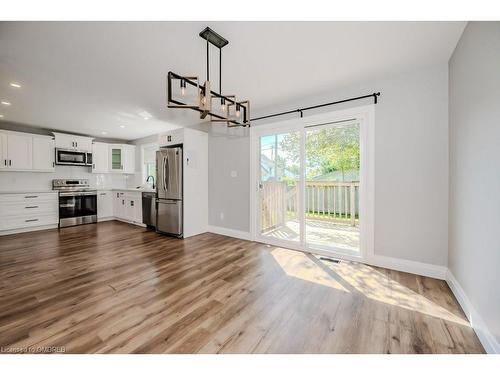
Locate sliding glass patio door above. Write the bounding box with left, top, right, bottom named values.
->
left=253, top=110, right=369, bottom=260
left=304, top=121, right=361, bottom=256
left=258, top=131, right=302, bottom=247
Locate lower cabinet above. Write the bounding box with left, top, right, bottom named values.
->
left=0, top=193, right=58, bottom=233
left=110, top=190, right=142, bottom=224
left=97, top=190, right=113, bottom=219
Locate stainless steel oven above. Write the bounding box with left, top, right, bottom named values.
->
left=53, top=179, right=97, bottom=228
left=55, top=148, right=92, bottom=166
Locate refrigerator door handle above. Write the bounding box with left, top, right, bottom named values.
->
left=163, top=156, right=167, bottom=192
left=165, top=154, right=170, bottom=191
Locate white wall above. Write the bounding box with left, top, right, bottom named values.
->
left=208, top=63, right=449, bottom=266
left=208, top=126, right=250, bottom=232
left=449, top=22, right=500, bottom=352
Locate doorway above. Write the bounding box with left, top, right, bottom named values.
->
left=250, top=106, right=374, bottom=261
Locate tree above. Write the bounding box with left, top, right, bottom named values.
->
left=278, top=125, right=360, bottom=181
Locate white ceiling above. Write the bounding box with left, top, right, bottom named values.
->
left=0, top=21, right=465, bottom=140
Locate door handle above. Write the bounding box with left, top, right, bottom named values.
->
left=165, top=155, right=169, bottom=190
left=25, top=219, right=39, bottom=222
left=9, top=159, right=12, bottom=166
left=163, top=157, right=167, bottom=191
left=25, top=206, right=39, bottom=209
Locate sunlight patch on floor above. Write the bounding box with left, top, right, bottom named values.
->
left=270, top=248, right=349, bottom=292
left=270, top=246, right=469, bottom=327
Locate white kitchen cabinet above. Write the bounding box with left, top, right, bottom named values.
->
left=1, top=131, right=55, bottom=172
left=109, top=145, right=124, bottom=172
left=92, top=142, right=109, bottom=173
left=108, top=144, right=135, bottom=174
left=110, top=190, right=142, bottom=223
left=113, top=191, right=126, bottom=219
left=158, top=128, right=184, bottom=147
left=0, top=132, right=7, bottom=170
left=0, top=192, right=58, bottom=234
left=1, top=132, right=33, bottom=170
left=32, top=136, right=55, bottom=171
left=123, top=145, right=136, bottom=174
left=97, top=190, right=113, bottom=219
left=53, top=132, right=93, bottom=152
left=125, top=192, right=142, bottom=223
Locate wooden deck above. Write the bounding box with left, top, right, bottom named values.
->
left=0, top=221, right=484, bottom=353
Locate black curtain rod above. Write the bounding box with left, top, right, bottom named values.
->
left=250, top=92, right=381, bottom=122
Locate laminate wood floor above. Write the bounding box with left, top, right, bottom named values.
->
left=0, top=221, right=484, bottom=354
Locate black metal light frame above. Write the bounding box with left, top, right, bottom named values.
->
left=167, top=27, right=251, bottom=127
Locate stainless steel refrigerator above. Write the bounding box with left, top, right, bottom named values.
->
left=156, top=147, right=183, bottom=237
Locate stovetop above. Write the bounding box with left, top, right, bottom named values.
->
left=52, top=178, right=96, bottom=192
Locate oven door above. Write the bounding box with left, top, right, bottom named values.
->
left=56, top=149, right=87, bottom=166
left=59, top=192, right=97, bottom=227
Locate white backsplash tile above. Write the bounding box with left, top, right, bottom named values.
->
left=0, top=166, right=129, bottom=191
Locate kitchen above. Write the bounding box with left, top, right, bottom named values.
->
left=0, top=127, right=208, bottom=238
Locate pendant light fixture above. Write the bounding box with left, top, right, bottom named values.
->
left=167, top=27, right=250, bottom=127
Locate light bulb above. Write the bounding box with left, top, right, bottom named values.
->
left=236, top=104, right=241, bottom=118
left=221, top=98, right=226, bottom=113
left=180, top=79, right=186, bottom=96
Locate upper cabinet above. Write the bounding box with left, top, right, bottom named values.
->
left=53, top=132, right=93, bottom=152
left=123, top=144, right=136, bottom=174
left=32, top=136, right=55, bottom=171
left=0, top=132, right=7, bottom=170
left=0, top=131, right=34, bottom=171
left=108, top=144, right=135, bottom=174
left=0, top=129, right=134, bottom=174
left=92, top=142, right=109, bottom=173
left=158, top=128, right=184, bottom=147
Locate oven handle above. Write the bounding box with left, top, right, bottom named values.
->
left=59, top=192, right=97, bottom=197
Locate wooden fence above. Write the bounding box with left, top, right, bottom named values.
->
left=261, top=181, right=359, bottom=232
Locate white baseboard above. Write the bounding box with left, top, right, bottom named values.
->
left=207, top=225, right=251, bottom=241
left=446, top=270, right=500, bottom=354
left=0, top=224, right=58, bottom=236
left=366, top=254, right=448, bottom=280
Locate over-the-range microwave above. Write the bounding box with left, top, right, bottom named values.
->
left=55, top=148, right=92, bottom=166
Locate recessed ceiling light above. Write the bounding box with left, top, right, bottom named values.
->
left=1, top=101, right=11, bottom=106
left=9, top=83, right=21, bottom=88
left=101, top=131, right=107, bottom=135
left=0, top=114, right=4, bottom=118
left=120, top=125, right=125, bottom=128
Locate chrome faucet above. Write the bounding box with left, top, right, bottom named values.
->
left=146, top=175, right=155, bottom=189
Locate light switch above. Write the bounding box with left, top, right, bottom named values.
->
left=230, top=170, right=237, bottom=178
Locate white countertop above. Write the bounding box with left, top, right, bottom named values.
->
left=0, top=189, right=57, bottom=194
left=98, top=187, right=156, bottom=193
left=0, top=188, right=155, bottom=194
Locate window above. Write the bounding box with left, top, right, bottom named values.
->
left=145, top=162, right=156, bottom=180
left=142, top=143, right=158, bottom=186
